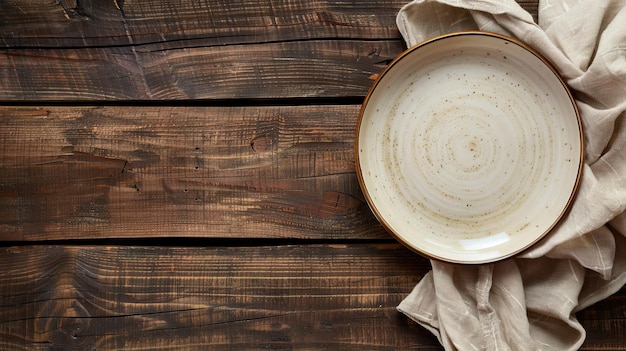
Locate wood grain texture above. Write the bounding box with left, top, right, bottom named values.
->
left=0, top=0, right=539, bottom=101
left=0, top=105, right=386, bottom=241
left=0, top=243, right=440, bottom=350
left=0, top=244, right=623, bottom=350
left=0, top=0, right=406, bottom=101
left=0, top=0, right=407, bottom=48
left=578, top=286, right=626, bottom=350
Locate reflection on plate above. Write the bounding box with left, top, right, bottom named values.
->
left=356, top=31, right=583, bottom=264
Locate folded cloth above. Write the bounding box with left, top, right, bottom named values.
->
left=395, top=0, right=626, bottom=350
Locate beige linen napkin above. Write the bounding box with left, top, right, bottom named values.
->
left=395, top=0, right=626, bottom=350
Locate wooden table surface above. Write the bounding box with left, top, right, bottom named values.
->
left=1, top=0, right=624, bottom=349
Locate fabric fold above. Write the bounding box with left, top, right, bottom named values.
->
left=395, top=0, right=626, bottom=350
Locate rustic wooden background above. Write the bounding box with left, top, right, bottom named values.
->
left=1, top=0, right=624, bottom=349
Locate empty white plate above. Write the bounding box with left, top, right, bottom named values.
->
left=356, top=31, right=583, bottom=263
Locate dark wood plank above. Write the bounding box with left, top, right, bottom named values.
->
left=0, top=0, right=407, bottom=48
left=0, top=105, right=388, bottom=241
left=0, top=0, right=406, bottom=101
left=578, top=286, right=626, bottom=350
left=0, top=243, right=441, bottom=350
left=0, top=244, right=622, bottom=350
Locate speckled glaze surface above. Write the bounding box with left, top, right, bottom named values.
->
left=356, top=32, right=583, bottom=264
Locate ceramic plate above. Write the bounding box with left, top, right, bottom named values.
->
left=356, top=32, right=583, bottom=264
